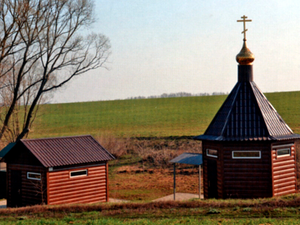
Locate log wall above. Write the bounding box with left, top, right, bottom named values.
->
left=272, top=142, right=297, bottom=196
left=47, top=163, right=108, bottom=205
left=0, top=171, right=6, bottom=199
left=203, top=141, right=274, bottom=199
left=202, top=141, right=223, bottom=199
left=7, top=164, right=46, bottom=207
left=222, top=142, right=272, bottom=198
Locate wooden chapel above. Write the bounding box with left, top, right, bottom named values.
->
left=194, top=15, right=300, bottom=199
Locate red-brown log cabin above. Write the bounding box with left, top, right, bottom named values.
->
left=194, top=18, right=300, bottom=199
left=1, top=135, right=115, bottom=207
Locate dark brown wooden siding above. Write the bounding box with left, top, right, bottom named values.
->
left=7, top=164, right=46, bottom=207
left=203, top=141, right=274, bottom=199
left=222, top=142, right=272, bottom=198
left=202, top=141, right=223, bottom=199
left=0, top=171, right=6, bottom=199
left=203, top=157, right=208, bottom=199
left=47, top=164, right=107, bottom=205
left=272, top=142, right=297, bottom=196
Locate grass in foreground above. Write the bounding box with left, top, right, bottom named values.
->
left=1, top=217, right=300, bottom=225
left=2, top=195, right=300, bottom=224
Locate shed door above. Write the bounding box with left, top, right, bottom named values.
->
left=207, top=159, right=218, bottom=198
left=11, top=170, right=22, bottom=207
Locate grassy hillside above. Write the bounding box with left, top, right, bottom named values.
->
left=30, top=91, right=300, bottom=139
left=265, top=91, right=300, bottom=134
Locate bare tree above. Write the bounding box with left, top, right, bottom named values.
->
left=0, top=0, right=111, bottom=142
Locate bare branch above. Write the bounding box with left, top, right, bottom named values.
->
left=5, top=0, right=110, bottom=141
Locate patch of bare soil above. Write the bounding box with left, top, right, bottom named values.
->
left=109, top=166, right=202, bottom=201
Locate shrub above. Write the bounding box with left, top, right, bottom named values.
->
left=207, top=208, right=221, bottom=214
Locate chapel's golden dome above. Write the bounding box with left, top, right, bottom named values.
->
left=236, top=41, right=255, bottom=65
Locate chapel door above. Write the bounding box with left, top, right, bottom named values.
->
left=11, top=170, right=22, bottom=207
left=207, top=159, right=218, bottom=198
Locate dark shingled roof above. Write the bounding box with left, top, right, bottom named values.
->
left=19, top=135, right=115, bottom=168
left=195, top=66, right=300, bottom=141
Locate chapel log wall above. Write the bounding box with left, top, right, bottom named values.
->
left=222, top=143, right=272, bottom=198
left=202, top=142, right=223, bottom=199
left=272, top=143, right=297, bottom=196
left=203, top=141, right=274, bottom=199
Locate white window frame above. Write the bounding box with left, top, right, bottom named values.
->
left=27, top=172, right=41, bottom=181
left=272, top=143, right=294, bottom=149
left=277, top=148, right=291, bottom=157
left=206, top=149, right=218, bottom=158
left=232, top=150, right=261, bottom=159
left=70, top=169, right=88, bottom=178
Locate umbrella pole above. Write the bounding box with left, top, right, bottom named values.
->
left=199, top=165, right=201, bottom=199
left=173, top=163, right=176, bottom=200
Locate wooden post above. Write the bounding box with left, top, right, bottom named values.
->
left=199, top=165, right=201, bottom=199
left=173, top=164, right=176, bottom=201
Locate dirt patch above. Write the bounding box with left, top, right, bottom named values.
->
left=109, top=198, right=129, bottom=203
left=152, top=193, right=203, bottom=201
left=104, top=137, right=203, bottom=201
left=109, top=166, right=202, bottom=201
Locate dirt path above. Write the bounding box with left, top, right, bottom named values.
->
left=109, top=193, right=203, bottom=203
left=109, top=198, right=129, bottom=203
left=0, top=193, right=202, bottom=208
left=152, top=193, right=203, bottom=202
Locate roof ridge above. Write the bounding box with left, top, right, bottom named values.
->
left=21, top=134, right=92, bottom=142
left=219, top=82, right=241, bottom=137
left=250, top=82, right=293, bottom=136
left=248, top=82, right=271, bottom=137
left=19, top=135, right=114, bottom=167
left=88, top=136, right=115, bottom=159
left=203, top=82, right=241, bottom=137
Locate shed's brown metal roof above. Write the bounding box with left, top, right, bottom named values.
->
left=20, top=135, right=115, bottom=168
left=195, top=66, right=300, bottom=141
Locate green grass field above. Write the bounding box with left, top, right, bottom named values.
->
left=31, top=91, right=300, bottom=139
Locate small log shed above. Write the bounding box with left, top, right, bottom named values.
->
left=0, top=143, right=14, bottom=199
left=1, top=135, right=115, bottom=207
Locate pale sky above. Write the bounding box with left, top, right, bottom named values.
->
left=52, top=0, right=300, bottom=103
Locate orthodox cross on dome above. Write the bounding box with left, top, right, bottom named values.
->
left=236, top=15, right=254, bottom=65
left=237, top=15, right=252, bottom=41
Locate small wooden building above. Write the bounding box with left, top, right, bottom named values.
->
left=194, top=16, right=300, bottom=199
left=1, top=135, right=115, bottom=207
left=0, top=143, right=13, bottom=199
